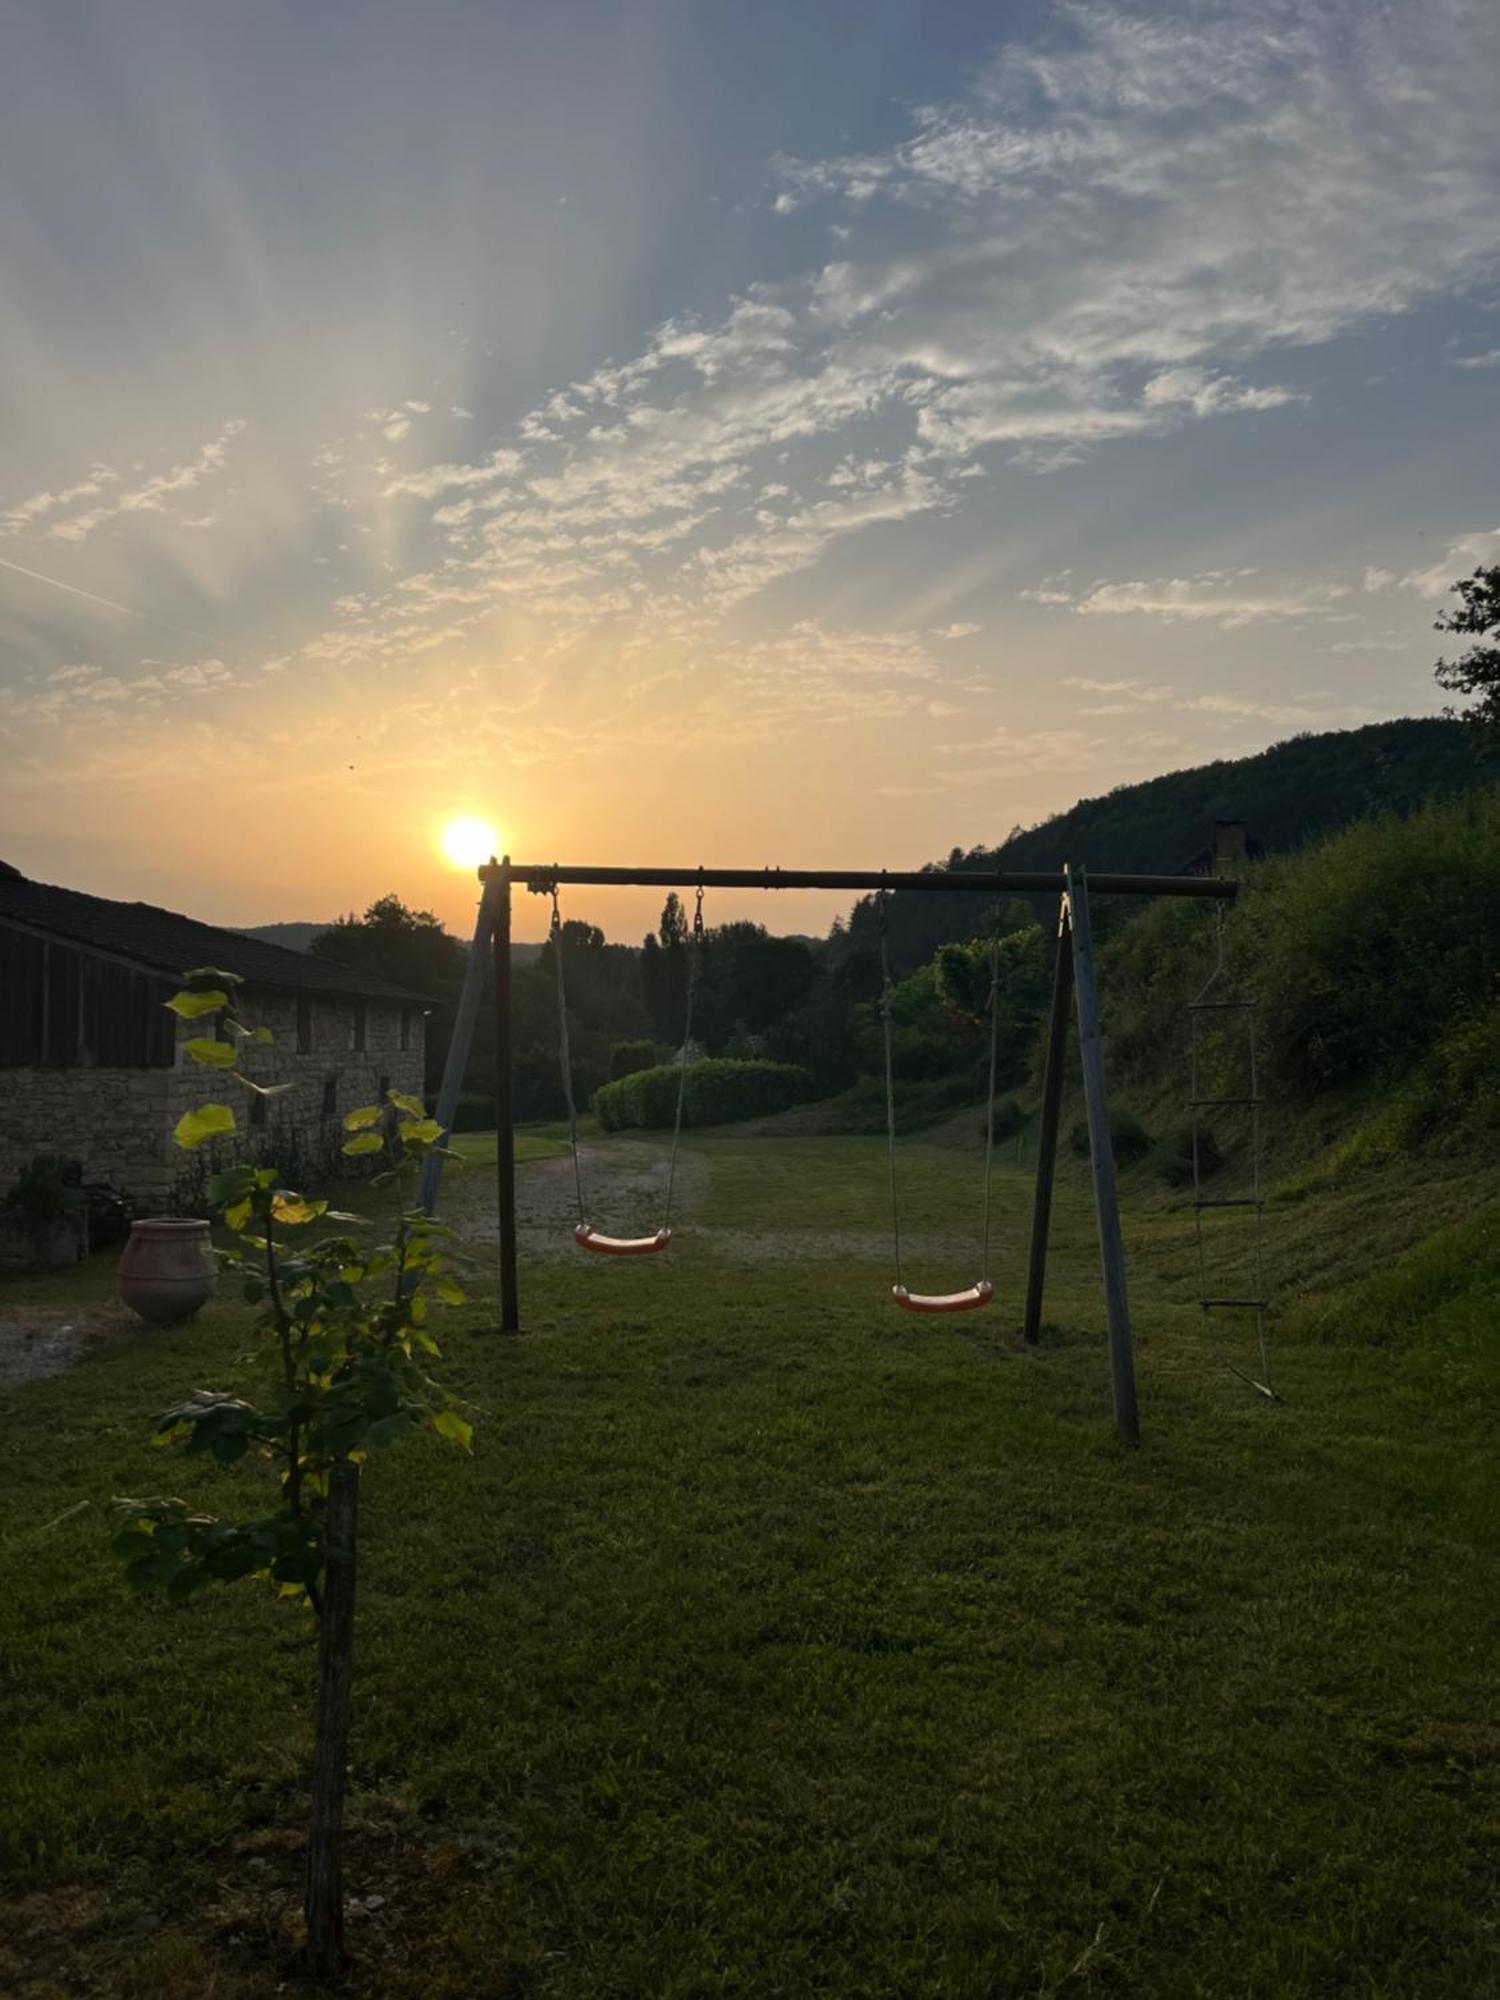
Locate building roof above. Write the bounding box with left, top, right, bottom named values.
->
left=0, top=868, right=430, bottom=1005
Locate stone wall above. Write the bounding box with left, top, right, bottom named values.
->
left=0, top=982, right=425, bottom=1214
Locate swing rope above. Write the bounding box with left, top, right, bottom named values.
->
left=550, top=889, right=587, bottom=1228
left=551, top=880, right=702, bottom=1253
left=661, top=887, right=704, bottom=1234
left=878, top=888, right=999, bottom=1313
left=877, top=889, right=904, bottom=1290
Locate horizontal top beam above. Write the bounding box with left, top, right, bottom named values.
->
left=480, top=861, right=1237, bottom=899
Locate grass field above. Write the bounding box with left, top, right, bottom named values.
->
left=2, top=1122, right=1498, bottom=1996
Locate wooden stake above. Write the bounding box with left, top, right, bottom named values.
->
left=1022, top=894, right=1074, bottom=1345
left=1066, top=864, right=1140, bottom=1446
left=492, top=858, right=520, bottom=1332
left=304, top=1457, right=359, bottom=1975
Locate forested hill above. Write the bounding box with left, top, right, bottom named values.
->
left=855, top=717, right=1491, bottom=970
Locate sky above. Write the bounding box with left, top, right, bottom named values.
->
left=2, top=0, right=1498, bottom=943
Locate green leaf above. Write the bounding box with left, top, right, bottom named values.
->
left=398, top=1118, right=444, bottom=1148
left=208, top=1166, right=258, bottom=1204
left=165, top=989, right=229, bottom=1020
left=341, top=1132, right=384, bottom=1158
left=182, top=965, right=245, bottom=986
left=174, top=1103, right=236, bottom=1150
left=434, top=1276, right=466, bottom=1307
left=270, top=1194, right=325, bottom=1225
left=184, top=1037, right=238, bottom=1069
left=432, top=1409, right=473, bottom=1452
left=343, top=1106, right=383, bottom=1132
left=388, top=1090, right=427, bottom=1119
left=224, top=1198, right=254, bottom=1233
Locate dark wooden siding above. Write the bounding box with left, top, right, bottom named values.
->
left=0, top=926, right=176, bottom=1068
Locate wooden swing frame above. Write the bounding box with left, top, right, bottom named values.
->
left=421, top=858, right=1236, bottom=1446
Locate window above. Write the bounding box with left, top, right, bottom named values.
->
left=399, top=1006, right=412, bottom=1051
left=321, top=1077, right=337, bottom=1119
left=351, top=1002, right=367, bottom=1053
left=296, top=997, right=312, bottom=1054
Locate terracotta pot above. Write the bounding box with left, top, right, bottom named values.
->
left=118, top=1218, right=218, bottom=1325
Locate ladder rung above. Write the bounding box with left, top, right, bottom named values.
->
left=1200, top=1298, right=1268, bottom=1309
left=1191, top=1197, right=1263, bottom=1209
left=1188, top=1000, right=1256, bottom=1012
left=1190, top=1096, right=1260, bottom=1107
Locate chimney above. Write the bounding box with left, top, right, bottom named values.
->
left=1213, top=819, right=1248, bottom=864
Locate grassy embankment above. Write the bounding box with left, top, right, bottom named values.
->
left=2, top=1094, right=1497, bottom=1996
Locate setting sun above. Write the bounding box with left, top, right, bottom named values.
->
left=439, top=816, right=499, bottom=872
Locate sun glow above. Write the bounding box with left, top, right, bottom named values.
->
left=440, top=816, right=500, bottom=872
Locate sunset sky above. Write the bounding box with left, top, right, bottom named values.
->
left=2, top=0, right=1498, bottom=942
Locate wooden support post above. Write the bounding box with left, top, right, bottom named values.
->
left=492, top=857, right=520, bottom=1332
left=1066, top=864, right=1140, bottom=1447
left=418, top=872, right=498, bottom=1217
left=1021, top=892, right=1074, bottom=1345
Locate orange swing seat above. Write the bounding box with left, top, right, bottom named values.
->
left=574, top=1223, right=672, bottom=1257
left=892, top=1279, right=994, bottom=1315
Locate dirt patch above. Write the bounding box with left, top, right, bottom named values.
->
left=449, top=1140, right=711, bottom=1261
left=0, top=1306, right=136, bottom=1387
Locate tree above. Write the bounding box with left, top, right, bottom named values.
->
left=311, top=896, right=469, bottom=1093
left=310, top=894, right=466, bottom=998
left=112, top=970, right=473, bottom=1975
left=1434, top=565, right=1500, bottom=748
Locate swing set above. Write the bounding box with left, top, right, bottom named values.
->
left=424, top=858, right=1240, bottom=1444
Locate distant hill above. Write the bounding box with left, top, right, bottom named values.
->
left=236, top=921, right=542, bottom=963
left=237, top=922, right=328, bottom=953
left=855, top=717, right=1495, bottom=968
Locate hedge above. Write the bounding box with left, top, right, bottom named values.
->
left=593, top=1058, right=814, bottom=1132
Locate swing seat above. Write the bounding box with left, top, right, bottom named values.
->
left=574, top=1224, right=672, bottom=1257
left=892, top=1279, right=993, bottom=1315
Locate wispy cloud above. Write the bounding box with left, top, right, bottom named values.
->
left=1031, top=569, right=1350, bottom=628
left=11, top=422, right=248, bottom=545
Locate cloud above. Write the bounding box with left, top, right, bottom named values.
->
left=40, top=422, right=246, bottom=543
left=1398, top=526, right=1500, bottom=600
left=1, top=465, right=118, bottom=538
left=1035, top=569, right=1351, bottom=628
left=1450, top=348, right=1500, bottom=369
left=1142, top=368, right=1302, bottom=418
left=382, top=448, right=525, bottom=501
left=778, top=1, right=1499, bottom=460
left=1063, top=675, right=1359, bottom=729
left=933, top=621, right=980, bottom=639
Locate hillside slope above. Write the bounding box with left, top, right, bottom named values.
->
left=857, top=717, right=1489, bottom=967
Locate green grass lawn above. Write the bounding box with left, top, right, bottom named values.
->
left=1, top=1129, right=1498, bottom=1996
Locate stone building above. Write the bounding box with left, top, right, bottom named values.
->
left=0, top=862, right=428, bottom=1212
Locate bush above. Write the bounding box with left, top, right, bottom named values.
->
left=593, top=1059, right=814, bottom=1132
left=1069, top=1110, right=1153, bottom=1164
left=1099, top=789, right=1500, bottom=1102
left=992, top=1097, right=1026, bottom=1140
left=610, top=1038, right=661, bottom=1081
left=1150, top=1123, right=1222, bottom=1186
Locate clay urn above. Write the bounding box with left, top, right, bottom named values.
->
left=118, top=1218, right=218, bottom=1325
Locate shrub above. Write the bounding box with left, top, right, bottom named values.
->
left=1069, top=1109, right=1153, bottom=1164
left=610, top=1038, right=660, bottom=1081
left=1, top=1153, right=84, bottom=1227
left=992, top=1096, right=1026, bottom=1140
left=1150, top=1123, right=1222, bottom=1186
left=593, top=1058, right=813, bottom=1132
